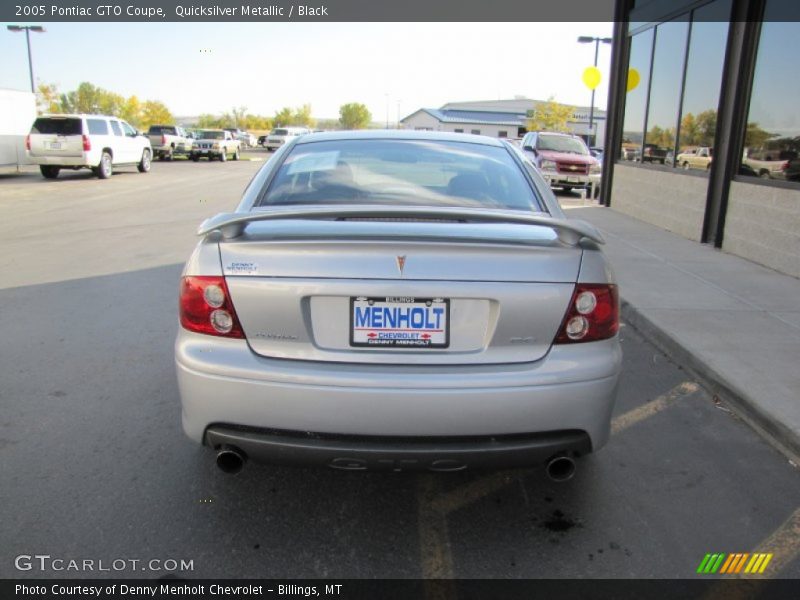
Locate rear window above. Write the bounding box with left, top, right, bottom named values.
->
left=271, top=129, right=289, bottom=136
left=30, top=118, right=82, bottom=136
left=537, top=135, right=590, bottom=155
left=148, top=126, right=176, bottom=135
left=259, top=139, right=542, bottom=211
left=87, top=119, right=109, bottom=135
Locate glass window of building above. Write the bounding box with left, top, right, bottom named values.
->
left=676, top=0, right=731, bottom=173
left=643, top=19, right=689, bottom=166
left=742, top=4, right=800, bottom=184
left=620, top=28, right=654, bottom=162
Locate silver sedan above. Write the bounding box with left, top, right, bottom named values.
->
left=175, top=130, right=621, bottom=479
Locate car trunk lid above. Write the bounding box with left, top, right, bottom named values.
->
left=217, top=219, right=583, bottom=365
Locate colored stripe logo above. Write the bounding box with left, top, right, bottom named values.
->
left=696, top=553, right=773, bottom=574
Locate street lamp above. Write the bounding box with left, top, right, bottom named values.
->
left=7, top=25, right=46, bottom=93
left=577, top=35, right=611, bottom=145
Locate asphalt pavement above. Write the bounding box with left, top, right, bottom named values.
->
left=1, top=161, right=798, bottom=580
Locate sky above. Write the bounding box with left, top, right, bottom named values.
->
left=1, top=22, right=614, bottom=123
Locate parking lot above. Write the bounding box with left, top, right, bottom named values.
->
left=1, top=157, right=799, bottom=579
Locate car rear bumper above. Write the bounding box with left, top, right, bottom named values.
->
left=28, top=154, right=90, bottom=167
left=175, top=331, right=621, bottom=466
left=541, top=172, right=601, bottom=188
left=205, top=425, right=592, bottom=471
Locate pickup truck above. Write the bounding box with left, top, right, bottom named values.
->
left=147, top=125, right=193, bottom=160
left=190, top=129, right=240, bottom=162
left=642, top=143, right=668, bottom=164
left=677, top=146, right=713, bottom=171
left=742, top=148, right=794, bottom=180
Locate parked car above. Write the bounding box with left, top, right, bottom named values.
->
left=264, top=126, right=311, bottom=151
left=642, top=143, right=668, bottom=164
left=590, top=147, right=604, bottom=163
left=147, top=124, right=193, bottom=160
left=224, top=128, right=255, bottom=148
left=190, top=129, right=241, bottom=162
left=742, top=148, right=795, bottom=180
left=175, top=130, right=621, bottom=477
left=26, top=113, right=151, bottom=179
left=521, top=131, right=602, bottom=193
left=677, top=146, right=713, bottom=171
left=621, top=145, right=640, bottom=161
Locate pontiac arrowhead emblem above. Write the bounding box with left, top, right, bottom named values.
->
left=396, top=255, right=407, bottom=277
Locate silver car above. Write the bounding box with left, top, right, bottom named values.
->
left=175, top=131, right=621, bottom=478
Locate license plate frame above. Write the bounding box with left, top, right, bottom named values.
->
left=350, top=296, right=450, bottom=349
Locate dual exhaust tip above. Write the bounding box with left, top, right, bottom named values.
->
left=216, top=446, right=576, bottom=481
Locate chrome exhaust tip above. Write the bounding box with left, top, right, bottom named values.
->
left=216, top=446, right=246, bottom=474
left=545, top=455, right=576, bottom=482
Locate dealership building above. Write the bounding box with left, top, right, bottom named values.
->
left=401, top=98, right=607, bottom=147
left=602, top=0, right=800, bottom=278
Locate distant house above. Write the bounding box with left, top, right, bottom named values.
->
left=400, top=98, right=607, bottom=146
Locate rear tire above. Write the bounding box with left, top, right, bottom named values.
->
left=191, top=154, right=199, bottom=162
left=219, top=150, right=227, bottom=162
left=137, top=149, right=151, bottom=173
left=97, top=152, right=113, bottom=179
left=233, top=147, right=240, bottom=161
left=40, top=165, right=60, bottom=179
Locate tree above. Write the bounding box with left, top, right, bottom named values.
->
left=526, top=97, right=573, bottom=133
left=679, top=113, right=699, bottom=148
left=120, top=96, right=142, bottom=127
left=274, top=107, right=294, bottom=126
left=36, top=82, right=61, bottom=114
left=141, top=100, right=173, bottom=130
left=695, top=110, right=717, bottom=147
left=97, top=89, right=124, bottom=118
left=744, top=122, right=775, bottom=150
left=293, top=104, right=315, bottom=128
left=232, top=106, right=248, bottom=128
left=339, top=102, right=371, bottom=130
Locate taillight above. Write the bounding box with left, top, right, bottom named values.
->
left=82, top=135, right=91, bottom=151
left=179, top=276, right=244, bottom=338
left=781, top=161, right=789, bottom=172
left=25, top=134, right=31, bottom=151
left=161, top=134, right=166, bottom=145
left=554, top=284, right=619, bottom=344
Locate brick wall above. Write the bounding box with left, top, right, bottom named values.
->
left=723, top=180, right=800, bottom=278
left=610, top=164, right=708, bottom=242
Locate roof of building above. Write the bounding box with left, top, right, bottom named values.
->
left=410, top=108, right=526, bottom=127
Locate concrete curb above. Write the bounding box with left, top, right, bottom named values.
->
left=620, top=299, right=800, bottom=465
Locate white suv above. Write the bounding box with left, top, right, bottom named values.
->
left=264, top=127, right=310, bottom=151
left=27, top=114, right=152, bottom=179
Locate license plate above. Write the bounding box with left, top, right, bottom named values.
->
left=566, top=176, right=580, bottom=183
left=350, top=297, right=449, bottom=348
left=50, top=142, right=61, bottom=149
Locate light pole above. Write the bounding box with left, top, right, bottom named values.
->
left=577, top=35, right=611, bottom=145
left=7, top=25, right=46, bottom=93
left=384, top=93, right=390, bottom=129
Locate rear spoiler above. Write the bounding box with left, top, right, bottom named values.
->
left=198, top=205, right=605, bottom=246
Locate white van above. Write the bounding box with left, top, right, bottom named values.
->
left=264, top=126, right=310, bottom=152
left=27, top=114, right=152, bottom=179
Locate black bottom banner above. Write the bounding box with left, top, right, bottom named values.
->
left=3, top=579, right=798, bottom=600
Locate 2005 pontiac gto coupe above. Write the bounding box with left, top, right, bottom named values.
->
left=175, top=130, right=621, bottom=479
